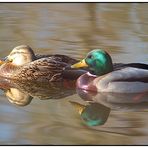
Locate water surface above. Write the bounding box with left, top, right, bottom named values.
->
left=0, top=3, right=148, bottom=145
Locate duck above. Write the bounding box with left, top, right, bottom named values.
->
left=0, top=45, right=87, bottom=82
left=71, top=49, right=148, bottom=93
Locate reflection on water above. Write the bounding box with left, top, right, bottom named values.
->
left=70, top=101, right=111, bottom=126
left=0, top=79, right=76, bottom=106
left=0, top=77, right=148, bottom=144
left=74, top=89, right=148, bottom=139
left=77, top=89, right=148, bottom=111
left=0, top=3, right=148, bottom=145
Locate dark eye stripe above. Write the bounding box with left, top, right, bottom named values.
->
left=10, top=51, right=27, bottom=55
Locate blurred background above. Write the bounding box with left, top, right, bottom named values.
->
left=0, top=3, right=148, bottom=62
left=0, top=3, right=148, bottom=145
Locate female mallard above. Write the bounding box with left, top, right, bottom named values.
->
left=71, top=49, right=148, bottom=93
left=0, top=45, right=87, bottom=82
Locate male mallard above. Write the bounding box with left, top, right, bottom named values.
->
left=0, top=45, right=87, bottom=82
left=71, top=49, right=148, bottom=93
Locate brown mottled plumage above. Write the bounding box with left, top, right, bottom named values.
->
left=0, top=45, right=87, bottom=82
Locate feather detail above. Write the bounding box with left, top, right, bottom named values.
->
left=94, top=67, right=148, bottom=93
left=0, top=46, right=87, bottom=82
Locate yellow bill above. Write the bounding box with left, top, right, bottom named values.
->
left=71, top=59, right=88, bottom=68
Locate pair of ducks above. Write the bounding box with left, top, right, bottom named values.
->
left=0, top=45, right=147, bottom=93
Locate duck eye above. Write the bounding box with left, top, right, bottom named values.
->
left=87, top=55, right=92, bottom=59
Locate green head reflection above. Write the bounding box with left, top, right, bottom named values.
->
left=70, top=101, right=111, bottom=126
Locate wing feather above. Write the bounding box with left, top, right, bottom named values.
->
left=95, top=67, right=148, bottom=93
left=14, top=57, right=68, bottom=82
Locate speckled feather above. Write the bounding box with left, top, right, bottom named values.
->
left=12, top=56, right=77, bottom=82
left=0, top=45, right=87, bottom=82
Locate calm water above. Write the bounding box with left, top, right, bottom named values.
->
left=0, top=3, right=148, bottom=145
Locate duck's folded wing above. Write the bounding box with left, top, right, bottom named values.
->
left=95, top=67, right=148, bottom=93
left=35, top=54, right=78, bottom=64
left=113, top=63, right=148, bottom=70
left=14, top=57, right=87, bottom=82
left=14, top=57, right=68, bottom=82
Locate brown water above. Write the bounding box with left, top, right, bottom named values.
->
left=0, top=3, right=148, bottom=145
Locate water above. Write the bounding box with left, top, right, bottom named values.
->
left=0, top=3, right=147, bottom=145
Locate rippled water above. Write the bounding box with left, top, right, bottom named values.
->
left=0, top=3, right=148, bottom=145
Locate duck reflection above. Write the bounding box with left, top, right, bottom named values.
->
left=72, top=88, right=148, bottom=131
left=5, top=88, right=33, bottom=106
left=70, top=101, right=110, bottom=126
left=0, top=78, right=76, bottom=106
left=76, top=88, right=148, bottom=111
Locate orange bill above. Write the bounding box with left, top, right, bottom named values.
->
left=0, top=56, right=11, bottom=65
left=0, top=60, right=5, bottom=65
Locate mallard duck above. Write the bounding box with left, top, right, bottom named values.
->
left=0, top=45, right=87, bottom=82
left=71, top=49, right=148, bottom=93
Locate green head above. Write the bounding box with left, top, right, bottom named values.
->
left=71, top=49, right=113, bottom=76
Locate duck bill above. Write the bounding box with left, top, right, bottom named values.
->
left=0, top=56, right=11, bottom=65
left=71, top=59, right=88, bottom=69
left=0, top=60, right=5, bottom=65
left=0, top=57, right=7, bottom=65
